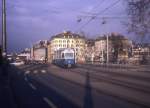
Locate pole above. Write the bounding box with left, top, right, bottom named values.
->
left=106, top=34, right=109, bottom=64
left=2, top=0, right=7, bottom=57
left=100, top=40, right=104, bottom=63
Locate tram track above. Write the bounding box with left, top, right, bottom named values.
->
left=20, top=64, right=150, bottom=107
left=67, top=67, right=150, bottom=94
left=77, top=64, right=150, bottom=82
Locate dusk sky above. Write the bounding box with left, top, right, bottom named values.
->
left=0, top=0, right=148, bottom=52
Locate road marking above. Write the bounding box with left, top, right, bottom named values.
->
left=43, top=97, right=57, bottom=108
left=29, top=83, right=37, bottom=90
left=41, top=70, right=46, bottom=73
left=25, top=70, right=30, bottom=74
left=33, top=70, right=38, bottom=74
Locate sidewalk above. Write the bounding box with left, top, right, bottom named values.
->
left=0, top=65, right=17, bottom=108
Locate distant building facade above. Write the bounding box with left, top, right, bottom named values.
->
left=18, top=48, right=31, bottom=61
left=131, top=43, right=150, bottom=64
left=94, top=33, right=132, bottom=63
left=95, top=36, right=108, bottom=63
left=50, top=31, right=86, bottom=63
left=47, top=42, right=52, bottom=63
left=31, top=40, right=48, bottom=62
left=28, top=31, right=150, bottom=65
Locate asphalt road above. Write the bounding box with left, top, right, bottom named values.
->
left=9, top=64, right=145, bottom=108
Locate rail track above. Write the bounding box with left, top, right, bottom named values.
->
left=20, top=64, right=150, bottom=107
left=77, top=64, right=150, bottom=81
left=67, top=66, right=150, bottom=94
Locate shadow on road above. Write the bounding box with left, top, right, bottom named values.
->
left=83, top=72, right=94, bottom=108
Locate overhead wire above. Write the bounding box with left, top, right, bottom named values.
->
left=76, top=0, right=121, bottom=32
left=77, top=0, right=106, bottom=22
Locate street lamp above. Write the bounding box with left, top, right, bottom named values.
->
left=102, top=18, right=109, bottom=64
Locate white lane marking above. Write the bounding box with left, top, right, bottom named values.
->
left=24, top=70, right=30, bottom=76
left=33, top=70, right=38, bottom=74
left=41, top=70, right=46, bottom=73
left=25, top=70, right=30, bottom=74
left=29, top=83, right=37, bottom=90
left=43, top=97, right=57, bottom=108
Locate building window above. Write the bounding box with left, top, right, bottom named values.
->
left=59, top=40, right=62, bottom=43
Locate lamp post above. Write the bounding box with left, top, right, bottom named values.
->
left=2, top=0, right=7, bottom=57
left=102, top=19, right=109, bottom=64
left=138, top=47, right=141, bottom=64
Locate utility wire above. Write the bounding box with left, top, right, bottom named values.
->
left=76, top=0, right=121, bottom=32
left=82, top=0, right=106, bottom=14
left=77, top=0, right=106, bottom=22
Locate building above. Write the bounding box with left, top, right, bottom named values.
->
left=31, top=40, right=48, bottom=62
left=95, top=33, right=132, bottom=63
left=95, top=36, right=108, bottom=63
left=85, top=39, right=95, bottom=63
left=49, top=31, right=86, bottom=63
left=47, top=42, right=52, bottom=63
left=18, top=48, right=31, bottom=61
left=131, top=43, right=150, bottom=64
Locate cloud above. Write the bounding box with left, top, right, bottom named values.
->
left=4, top=0, right=132, bottom=52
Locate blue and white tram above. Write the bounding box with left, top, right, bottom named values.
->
left=53, top=48, right=75, bottom=68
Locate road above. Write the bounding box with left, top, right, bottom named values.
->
left=8, top=64, right=148, bottom=108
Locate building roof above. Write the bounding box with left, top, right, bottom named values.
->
left=50, top=31, right=85, bottom=40
left=85, top=39, right=95, bottom=46
left=133, top=43, right=150, bottom=48
left=33, top=40, right=48, bottom=49
left=95, top=33, right=128, bottom=41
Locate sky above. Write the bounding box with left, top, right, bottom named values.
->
left=0, top=0, right=149, bottom=52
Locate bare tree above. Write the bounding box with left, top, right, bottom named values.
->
left=126, top=0, right=150, bottom=41
left=110, top=34, right=124, bottom=63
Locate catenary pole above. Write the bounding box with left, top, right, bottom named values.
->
left=106, top=34, right=109, bottom=64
